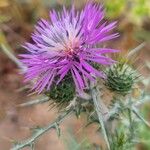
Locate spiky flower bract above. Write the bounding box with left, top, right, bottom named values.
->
left=46, top=75, right=75, bottom=105
left=105, top=63, right=138, bottom=95
left=21, top=3, right=119, bottom=94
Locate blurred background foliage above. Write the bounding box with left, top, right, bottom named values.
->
left=0, top=0, right=150, bottom=150
left=0, top=0, right=150, bottom=24
left=0, top=0, right=150, bottom=52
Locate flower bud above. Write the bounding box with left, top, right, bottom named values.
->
left=105, top=63, right=138, bottom=95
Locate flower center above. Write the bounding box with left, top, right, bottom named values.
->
left=64, top=39, right=80, bottom=55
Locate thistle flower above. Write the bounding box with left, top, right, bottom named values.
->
left=21, top=3, right=119, bottom=94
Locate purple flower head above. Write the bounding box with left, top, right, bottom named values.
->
left=21, top=3, right=119, bottom=94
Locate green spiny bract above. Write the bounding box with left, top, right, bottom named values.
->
left=105, top=63, right=138, bottom=95
left=45, top=75, right=75, bottom=107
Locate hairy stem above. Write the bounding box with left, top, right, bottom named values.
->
left=90, top=81, right=111, bottom=150
left=17, top=96, right=49, bottom=107
left=11, top=109, right=73, bottom=150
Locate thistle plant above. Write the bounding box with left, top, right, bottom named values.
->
left=0, top=2, right=149, bottom=150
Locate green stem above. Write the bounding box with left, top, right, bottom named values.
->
left=128, top=108, right=134, bottom=141
left=132, top=106, right=150, bottom=128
